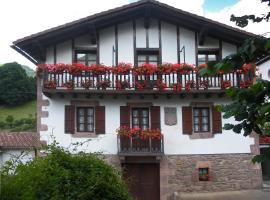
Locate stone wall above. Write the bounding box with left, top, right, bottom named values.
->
left=160, top=154, right=262, bottom=199
left=102, top=154, right=262, bottom=200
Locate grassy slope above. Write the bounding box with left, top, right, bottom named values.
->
left=0, top=100, right=36, bottom=121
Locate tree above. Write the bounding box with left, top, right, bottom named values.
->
left=0, top=143, right=132, bottom=200
left=231, top=0, right=270, bottom=27
left=199, top=1, right=270, bottom=162
left=0, top=62, right=36, bottom=106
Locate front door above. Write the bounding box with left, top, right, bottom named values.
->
left=122, top=163, right=160, bottom=200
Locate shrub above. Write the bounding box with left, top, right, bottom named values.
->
left=0, top=143, right=132, bottom=200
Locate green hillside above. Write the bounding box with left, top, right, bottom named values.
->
left=0, top=100, right=36, bottom=122
left=21, top=65, right=35, bottom=77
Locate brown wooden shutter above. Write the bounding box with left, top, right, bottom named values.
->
left=120, top=106, right=130, bottom=127
left=151, top=106, right=161, bottom=129
left=182, top=106, right=192, bottom=135
left=65, top=105, right=75, bottom=134
left=95, top=106, right=105, bottom=134
left=212, top=105, right=222, bottom=134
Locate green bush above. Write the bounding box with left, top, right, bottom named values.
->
left=0, top=115, right=36, bottom=132
left=0, top=143, right=132, bottom=200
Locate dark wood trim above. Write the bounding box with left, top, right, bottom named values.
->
left=115, top=24, right=118, bottom=66
left=177, top=25, right=180, bottom=64
left=133, top=20, right=137, bottom=66
left=97, top=31, right=100, bottom=65
left=219, top=39, right=223, bottom=60
left=136, top=48, right=159, bottom=52
left=195, top=33, right=198, bottom=66
left=53, top=45, right=57, bottom=64
left=146, top=24, right=149, bottom=48
left=158, top=19, right=162, bottom=64
left=198, top=48, right=220, bottom=54
left=71, top=39, right=75, bottom=63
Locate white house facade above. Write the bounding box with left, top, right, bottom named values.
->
left=12, top=1, right=262, bottom=199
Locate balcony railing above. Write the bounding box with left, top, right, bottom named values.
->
left=117, top=135, right=164, bottom=156
left=42, top=70, right=254, bottom=93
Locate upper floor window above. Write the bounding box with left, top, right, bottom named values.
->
left=77, top=107, right=94, bottom=132
left=136, top=49, right=159, bottom=66
left=75, top=49, right=97, bottom=65
left=132, top=108, right=149, bottom=130
left=193, top=107, right=210, bottom=132
left=197, top=49, right=219, bottom=66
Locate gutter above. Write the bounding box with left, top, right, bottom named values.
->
left=10, top=44, right=38, bottom=65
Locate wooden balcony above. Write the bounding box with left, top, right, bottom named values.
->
left=42, top=70, right=254, bottom=96
left=117, top=135, right=164, bottom=156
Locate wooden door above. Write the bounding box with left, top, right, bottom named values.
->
left=122, top=163, right=160, bottom=200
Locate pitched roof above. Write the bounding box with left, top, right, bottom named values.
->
left=0, top=132, right=40, bottom=149
left=12, top=0, right=256, bottom=64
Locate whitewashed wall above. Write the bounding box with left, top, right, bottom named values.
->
left=41, top=95, right=254, bottom=155
left=161, top=22, right=177, bottom=63
left=99, top=26, right=115, bottom=66
left=0, top=149, right=35, bottom=166
left=118, top=22, right=134, bottom=65
left=179, top=27, right=196, bottom=64
left=258, top=60, right=270, bottom=80
left=56, top=41, right=72, bottom=63
left=44, top=18, right=240, bottom=67
left=148, top=19, right=159, bottom=48
left=222, top=41, right=237, bottom=58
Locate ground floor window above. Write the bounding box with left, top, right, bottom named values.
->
left=199, top=167, right=210, bottom=181
left=77, top=107, right=94, bottom=132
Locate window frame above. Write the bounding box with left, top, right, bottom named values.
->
left=197, top=48, right=220, bottom=66
left=193, top=107, right=210, bottom=133
left=198, top=167, right=210, bottom=181
left=76, top=107, right=95, bottom=133
left=74, top=48, right=97, bottom=66
left=131, top=107, right=150, bottom=130
left=136, top=48, right=160, bottom=66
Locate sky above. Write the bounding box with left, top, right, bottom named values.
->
left=0, top=0, right=269, bottom=69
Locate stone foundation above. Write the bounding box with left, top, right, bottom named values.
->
left=102, top=154, right=262, bottom=200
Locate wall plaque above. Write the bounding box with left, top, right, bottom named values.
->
left=164, top=107, right=177, bottom=126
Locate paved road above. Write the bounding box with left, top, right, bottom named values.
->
left=180, top=190, right=270, bottom=200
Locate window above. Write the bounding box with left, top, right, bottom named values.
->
left=193, top=107, right=210, bottom=132
left=132, top=108, right=149, bottom=130
left=75, top=50, right=97, bottom=65
left=199, top=168, right=210, bottom=181
left=197, top=49, right=219, bottom=65
left=136, top=49, right=159, bottom=66
left=77, top=107, right=94, bottom=132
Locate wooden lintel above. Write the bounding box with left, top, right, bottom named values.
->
left=166, top=94, right=172, bottom=99
left=72, top=93, right=78, bottom=98
left=179, top=94, right=186, bottom=99
left=205, top=93, right=211, bottom=98
left=85, top=94, right=91, bottom=99
left=193, top=94, right=198, bottom=98
left=57, top=93, right=64, bottom=98
left=153, top=94, right=158, bottom=99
